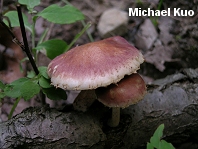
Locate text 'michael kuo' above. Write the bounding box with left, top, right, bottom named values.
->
left=129, top=8, right=195, bottom=17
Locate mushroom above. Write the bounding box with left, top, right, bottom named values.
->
left=95, top=73, right=147, bottom=127
left=47, top=36, right=144, bottom=111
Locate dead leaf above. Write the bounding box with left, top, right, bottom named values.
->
left=144, top=45, right=173, bottom=72
left=158, top=16, right=174, bottom=45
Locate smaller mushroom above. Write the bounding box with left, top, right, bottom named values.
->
left=95, top=73, right=146, bottom=127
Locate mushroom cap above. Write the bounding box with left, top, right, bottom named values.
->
left=95, top=73, right=147, bottom=108
left=47, top=36, right=144, bottom=90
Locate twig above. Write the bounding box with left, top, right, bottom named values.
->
left=16, top=4, right=46, bottom=105
left=16, top=4, right=39, bottom=75
left=0, top=0, right=3, bottom=17
left=0, top=20, right=15, bottom=38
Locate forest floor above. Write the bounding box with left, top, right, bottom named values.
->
left=0, top=0, right=198, bottom=148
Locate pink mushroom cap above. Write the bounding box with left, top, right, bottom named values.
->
left=47, top=36, right=144, bottom=90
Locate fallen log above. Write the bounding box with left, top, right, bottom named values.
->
left=0, top=68, right=198, bottom=149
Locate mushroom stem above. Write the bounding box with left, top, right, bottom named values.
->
left=108, top=107, right=120, bottom=127
left=73, top=90, right=96, bottom=112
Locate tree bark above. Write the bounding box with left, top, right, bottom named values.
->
left=0, top=106, right=106, bottom=149
left=0, top=68, right=198, bottom=149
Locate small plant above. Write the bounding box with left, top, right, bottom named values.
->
left=150, top=0, right=163, bottom=27
left=147, top=124, right=175, bottom=149
left=0, top=0, right=90, bottom=119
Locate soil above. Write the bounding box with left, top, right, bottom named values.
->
left=0, top=0, right=198, bottom=148
left=41, top=0, right=198, bottom=81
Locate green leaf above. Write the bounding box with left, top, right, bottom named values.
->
left=0, top=92, right=6, bottom=98
left=4, top=85, right=21, bottom=98
left=159, top=140, right=175, bottom=149
left=150, top=124, right=164, bottom=148
left=147, top=142, right=154, bottom=149
left=36, top=4, right=84, bottom=24
left=4, top=78, right=29, bottom=98
left=19, top=0, right=40, bottom=13
left=4, top=77, right=40, bottom=100
left=0, top=81, right=6, bottom=98
left=20, top=80, right=40, bottom=101
left=42, top=87, right=67, bottom=100
left=39, top=76, right=52, bottom=88
left=150, top=136, right=160, bottom=148
left=38, top=66, right=49, bottom=79
left=35, top=39, right=68, bottom=59
left=153, top=124, right=164, bottom=139
left=3, top=11, right=32, bottom=33
left=10, top=77, right=29, bottom=86
left=148, top=124, right=175, bottom=149
left=27, top=70, right=36, bottom=78
left=0, top=81, right=5, bottom=89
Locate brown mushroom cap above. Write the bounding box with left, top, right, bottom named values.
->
left=95, top=73, right=147, bottom=108
left=47, top=36, right=144, bottom=90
